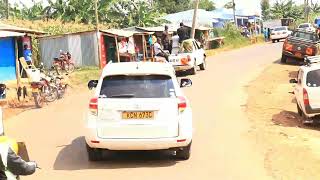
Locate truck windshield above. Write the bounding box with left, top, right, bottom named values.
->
left=299, top=24, right=310, bottom=28
left=293, top=32, right=318, bottom=41
left=307, top=70, right=320, bottom=87
left=274, top=27, right=286, bottom=31
left=100, top=75, right=176, bottom=98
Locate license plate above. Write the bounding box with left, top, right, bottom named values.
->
left=170, top=59, right=178, bottom=62
left=122, top=111, right=154, bottom=120
left=295, top=52, right=302, bottom=58
left=32, top=88, right=39, bottom=93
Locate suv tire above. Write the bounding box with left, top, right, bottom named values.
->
left=86, top=144, right=103, bottom=161
left=281, top=54, right=287, bottom=63
left=190, top=60, right=197, bottom=75
left=199, top=56, right=206, bottom=70
left=297, top=103, right=302, bottom=116
left=175, top=142, right=191, bottom=160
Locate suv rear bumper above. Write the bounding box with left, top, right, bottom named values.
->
left=85, top=133, right=192, bottom=150
left=173, top=65, right=192, bottom=71
left=283, top=51, right=305, bottom=60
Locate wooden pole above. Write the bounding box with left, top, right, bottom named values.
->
left=114, top=36, right=120, bottom=63
left=190, top=0, right=200, bottom=39
left=232, top=0, right=237, bottom=27
left=95, top=0, right=99, bottom=31
left=5, top=0, right=9, bottom=19
left=15, top=38, right=21, bottom=87
left=142, top=35, right=146, bottom=61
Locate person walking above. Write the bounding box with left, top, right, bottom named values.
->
left=264, top=28, right=268, bottom=42
left=162, top=25, right=170, bottom=53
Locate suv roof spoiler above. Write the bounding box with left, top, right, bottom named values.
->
left=304, top=56, right=320, bottom=66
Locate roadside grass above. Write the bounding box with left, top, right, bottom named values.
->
left=206, top=35, right=265, bottom=57
left=68, top=66, right=101, bottom=87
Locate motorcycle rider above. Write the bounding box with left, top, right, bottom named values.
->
left=0, top=108, right=37, bottom=179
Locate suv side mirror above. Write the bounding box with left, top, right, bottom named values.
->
left=289, top=79, right=298, bottom=83
left=180, top=78, right=192, bottom=88
left=88, top=80, right=98, bottom=90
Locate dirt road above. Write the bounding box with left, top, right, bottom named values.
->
left=5, top=42, right=282, bottom=180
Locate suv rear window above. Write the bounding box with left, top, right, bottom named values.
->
left=100, top=75, right=175, bottom=98
left=307, top=70, right=320, bottom=87
left=293, top=32, right=317, bottom=41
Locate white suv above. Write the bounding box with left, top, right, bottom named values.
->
left=290, top=56, right=320, bottom=124
left=297, top=23, right=316, bottom=32
left=85, top=62, right=193, bottom=161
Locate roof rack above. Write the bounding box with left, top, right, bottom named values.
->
left=304, top=56, right=320, bottom=66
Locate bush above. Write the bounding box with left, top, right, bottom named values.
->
left=218, top=23, right=251, bottom=48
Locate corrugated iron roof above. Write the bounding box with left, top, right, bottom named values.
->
left=0, top=23, right=46, bottom=34
left=0, top=31, right=25, bottom=38
left=102, top=28, right=154, bottom=36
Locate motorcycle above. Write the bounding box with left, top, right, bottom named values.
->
left=51, top=74, right=68, bottom=99
left=52, top=50, right=75, bottom=75
left=30, top=73, right=58, bottom=108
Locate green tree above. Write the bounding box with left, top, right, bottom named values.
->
left=311, top=2, right=320, bottom=13
left=271, top=0, right=303, bottom=19
left=108, top=0, right=165, bottom=28
left=154, top=0, right=191, bottom=14
left=199, top=0, right=215, bottom=11
left=261, top=0, right=271, bottom=20
left=224, top=1, right=234, bottom=9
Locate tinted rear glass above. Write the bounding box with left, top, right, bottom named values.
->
left=100, top=75, right=175, bottom=98
left=299, top=24, right=310, bottom=28
left=307, top=70, right=320, bottom=87
left=293, top=32, right=317, bottom=41
left=274, top=27, right=286, bottom=31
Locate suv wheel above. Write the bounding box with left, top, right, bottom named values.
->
left=190, top=60, right=197, bottom=75
left=281, top=54, right=287, bottom=63
left=86, top=144, right=103, bottom=161
left=175, top=143, right=191, bottom=160
left=199, top=56, right=206, bottom=70
left=297, top=103, right=302, bottom=116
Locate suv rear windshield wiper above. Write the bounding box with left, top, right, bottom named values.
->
left=109, top=94, right=135, bottom=98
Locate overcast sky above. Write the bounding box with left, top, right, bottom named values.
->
left=8, top=0, right=311, bottom=11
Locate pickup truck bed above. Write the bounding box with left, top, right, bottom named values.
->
left=282, top=31, right=319, bottom=63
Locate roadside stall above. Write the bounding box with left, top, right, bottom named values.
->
left=101, top=29, right=155, bottom=62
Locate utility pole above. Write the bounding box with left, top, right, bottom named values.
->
left=232, top=0, right=237, bottom=27
left=95, top=0, right=99, bottom=31
left=5, top=0, right=9, bottom=19
left=191, top=0, right=200, bottom=39
left=305, top=0, right=310, bottom=22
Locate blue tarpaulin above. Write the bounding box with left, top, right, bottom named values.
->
left=0, top=37, right=16, bottom=82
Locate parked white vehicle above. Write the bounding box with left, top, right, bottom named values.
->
left=85, top=62, right=193, bottom=161
left=270, top=26, right=292, bottom=43
left=297, top=23, right=316, bottom=32
left=168, top=39, right=206, bottom=75
left=290, top=56, right=320, bottom=124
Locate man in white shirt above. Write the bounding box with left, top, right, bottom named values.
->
left=171, top=32, right=180, bottom=54
left=154, top=38, right=168, bottom=61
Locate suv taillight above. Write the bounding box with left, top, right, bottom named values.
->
left=89, top=97, right=98, bottom=116
left=306, top=47, right=314, bottom=55
left=178, top=96, right=187, bottom=113
left=303, top=88, right=309, bottom=105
